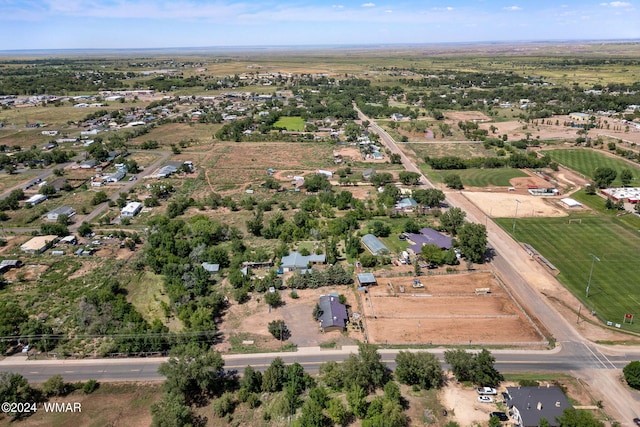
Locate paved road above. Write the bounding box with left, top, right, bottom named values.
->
left=1, top=344, right=638, bottom=383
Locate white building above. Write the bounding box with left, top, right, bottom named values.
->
left=121, top=201, right=143, bottom=217
left=25, top=194, right=47, bottom=206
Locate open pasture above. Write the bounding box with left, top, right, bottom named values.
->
left=454, top=168, right=529, bottom=187
left=495, top=214, right=640, bottom=333
left=361, top=272, right=544, bottom=345
left=202, top=141, right=336, bottom=192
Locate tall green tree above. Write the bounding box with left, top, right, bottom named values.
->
left=593, top=167, right=617, bottom=188
left=262, top=357, right=287, bottom=392
left=394, top=351, right=444, bottom=389
left=444, top=349, right=475, bottom=382
left=150, top=392, right=194, bottom=427
left=457, top=223, right=487, bottom=264
left=623, top=361, right=640, bottom=389
left=342, top=343, right=390, bottom=392
left=157, top=342, right=225, bottom=404
left=440, top=207, right=466, bottom=236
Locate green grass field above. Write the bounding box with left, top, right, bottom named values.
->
left=495, top=213, right=640, bottom=333
left=273, top=116, right=306, bottom=131
left=544, top=149, right=640, bottom=187
left=454, top=168, right=528, bottom=187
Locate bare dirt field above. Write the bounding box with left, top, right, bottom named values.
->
left=460, top=192, right=572, bottom=218
left=361, top=272, right=544, bottom=345
left=200, top=142, right=336, bottom=193
left=334, top=146, right=388, bottom=163
left=446, top=111, right=492, bottom=123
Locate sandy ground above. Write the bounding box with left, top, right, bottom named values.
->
left=461, top=192, right=571, bottom=218
left=334, top=146, right=388, bottom=163
left=361, top=272, right=543, bottom=345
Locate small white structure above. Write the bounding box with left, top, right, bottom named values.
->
left=121, top=201, right=143, bottom=217
left=561, top=198, right=582, bottom=208
left=317, top=169, right=333, bottom=178
left=46, top=205, right=76, bottom=221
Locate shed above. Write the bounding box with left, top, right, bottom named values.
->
left=25, top=194, right=47, bottom=206
left=201, top=262, right=220, bottom=273
left=361, top=234, right=390, bottom=256
left=357, top=272, right=377, bottom=286
left=506, top=386, right=571, bottom=427
left=560, top=198, right=582, bottom=208
left=318, top=295, right=348, bottom=332
left=0, top=259, right=23, bottom=273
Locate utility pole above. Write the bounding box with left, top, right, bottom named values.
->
left=512, top=199, right=522, bottom=234
left=585, top=254, right=600, bottom=298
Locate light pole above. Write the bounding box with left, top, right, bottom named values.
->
left=512, top=199, right=522, bottom=234
left=585, top=253, right=600, bottom=298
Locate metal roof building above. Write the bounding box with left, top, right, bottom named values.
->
left=318, top=295, right=348, bottom=332
left=361, top=234, right=390, bottom=256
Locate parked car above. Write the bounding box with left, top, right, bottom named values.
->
left=477, top=387, right=498, bottom=395
left=490, top=412, right=509, bottom=421
left=478, top=396, right=494, bottom=403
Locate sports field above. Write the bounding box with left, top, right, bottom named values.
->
left=454, top=168, right=529, bottom=187
left=544, top=149, right=640, bottom=187
left=495, top=214, right=640, bottom=332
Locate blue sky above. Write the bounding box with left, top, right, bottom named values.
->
left=1, top=0, right=638, bottom=50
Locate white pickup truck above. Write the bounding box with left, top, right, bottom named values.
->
left=477, top=387, right=497, bottom=395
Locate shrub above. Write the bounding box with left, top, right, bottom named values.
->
left=82, top=379, right=99, bottom=394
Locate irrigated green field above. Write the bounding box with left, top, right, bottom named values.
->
left=454, top=168, right=528, bottom=187
left=495, top=212, right=640, bottom=333
left=274, top=116, right=305, bottom=131
left=544, top=149, right=640, bottom=187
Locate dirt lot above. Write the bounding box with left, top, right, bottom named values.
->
left=460, top=192, right=572, bottom=218
left=361, top=272, right=544, bottom=345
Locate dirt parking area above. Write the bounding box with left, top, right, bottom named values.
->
left=361, top=272, right=544, bottom=345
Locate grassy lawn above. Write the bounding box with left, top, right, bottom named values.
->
left=495, top=212, right=640, bottom=332
left=273, top=116, right=305, bottom=131
left=127, top=271, right=183, bottom=332
left=454, top=168, right=528, bottom=187
left=544, top=149, right=640, bottom=186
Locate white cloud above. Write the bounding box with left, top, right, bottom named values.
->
left=332, top=4, right=344, bottom=9
left=361, top=2, right=376, bottom=7
left=503, top=6, right=522, bottom=11
left=385, top=9, right=393, bottom=13
left=432, top=6, right=454, bottom=11
left=600, top=1, right=632, bottom=6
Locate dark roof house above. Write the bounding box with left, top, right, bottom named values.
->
left=506, top=386, right=572, bottom=427
left=405, top=228, right=452, bottom=254
left=318, top=295, right=348, bottom=332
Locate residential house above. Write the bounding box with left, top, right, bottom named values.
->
left=103, top=170, right=125, bottom=183
left=317, top=295, right=349, bottom=332
left=506, top=386, right=572, bottom=427
left=45, top=206, right=76, bottom=221
left=20, top=235, right=59, bottom=254
left=281, top=251, right=326, bottom=273
left=395, top=197, right=418, bottom=212
left=121, top=202, right=143, bottom=218
left=25, top=194, right=47, bottom=206
left=405, top=228, right=452, bottom=255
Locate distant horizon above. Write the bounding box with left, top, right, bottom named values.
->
left=1, top=38, right=640, bottom=57
left=2, top=0, right=639, bottom=51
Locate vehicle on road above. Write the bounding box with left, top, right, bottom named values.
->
left=490, top=412, right=509, bottom=421
left=633, top=418, right=640, bottom=426
left=478, top=396, right=494, bottom=403
left=477, top=387, right=497, bottom=395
